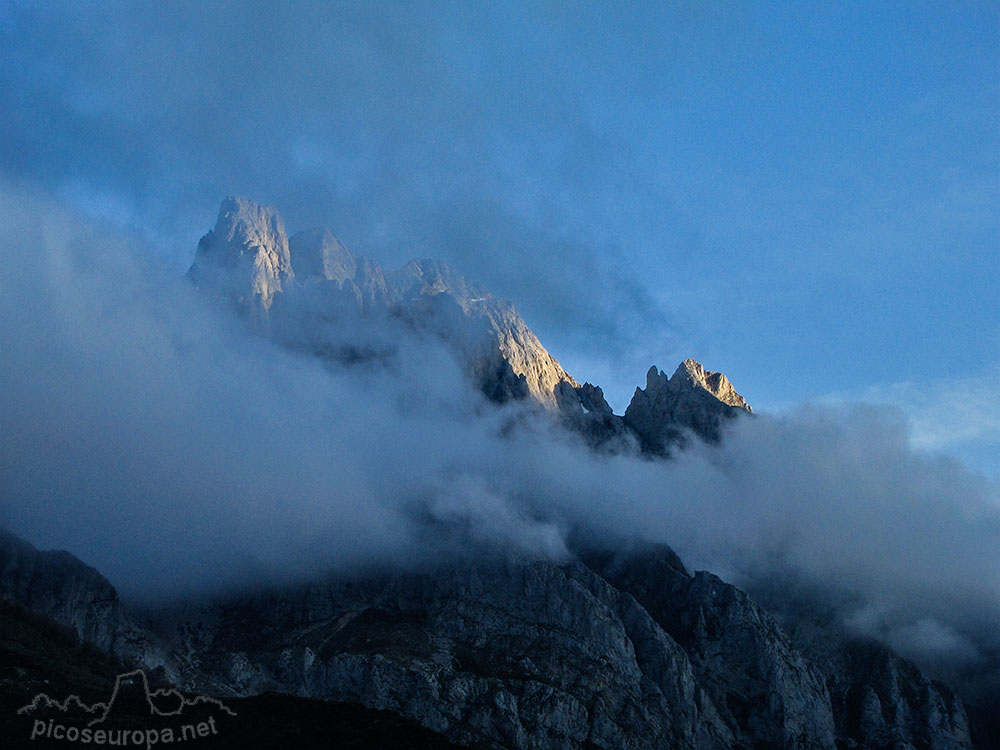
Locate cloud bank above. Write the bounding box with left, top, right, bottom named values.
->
left=824, top=374, right=1000, bottom=479
left=0, top=1, right=679, bottom=397
left=1, top=184, right=997, bottom=702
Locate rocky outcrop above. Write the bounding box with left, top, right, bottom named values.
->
left=147, top=547, right=979, bottom=749
left=745, top=578, right=975, bottom=750
left=554, top=381, right=635, bottom=452
left=289, top=226, right=357, bottom=284
left=674, top=358, right=750, bottom=410
left=147, top=547, right=978, bottom=749
left=0, top=599, right=464, bottom=750
left=148, top=558, right=736, bottom=750
left=287, top=226, right=390, bottom=314
left=481, top=298, right=579, bottom=408
left=386, top=258, right=579, bottom=407
left=623, top=359, right=752, bottom=452
left=555, top=359, right=752, bottom=453
left=0, top=526, right=978, bottom=748
left=187, top=199, right=759, bottom=434
left=190, top=199, right=578, bottom=408
left=591, top=545, right=838, bottom=749
left=0, top=529, right=151, bottom=665
left=187, top=197, right=294, bottom=314
left=825, top=640, right=972, bottom=750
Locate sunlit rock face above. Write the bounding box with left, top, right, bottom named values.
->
left=188, top=198, right=762, bottom=433
left=623, top=359, right=752, bottom=452
left=383, top=257, right=579, bottom=408
left=190, top=198, right=578, bottom=408
left=187, top=197, right=294, bottom=314
left=672, top=358, right=751, bottom=411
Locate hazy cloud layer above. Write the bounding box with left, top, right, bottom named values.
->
left=1, top=186, right=998, bottom=701
left=10, top=3, right=995, bottom=416
left=0, top=1, right=678, bottom=394
left=823, top=373, right=1000, bottom=479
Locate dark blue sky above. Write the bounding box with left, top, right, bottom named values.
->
left=2, top=1, right=997, bottom=472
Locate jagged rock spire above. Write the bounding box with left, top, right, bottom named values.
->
left=671, top=358, right=751, bottom=411
left=187, top=197, right=579, bottom=407
left=624, top=359, right=751, bottom=452
left=187, top=197, right=293, bottom=313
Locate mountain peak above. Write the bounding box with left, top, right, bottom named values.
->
left=288, top=227, right=356, bottom=283
left=214, top=196, right=286, bottom=248
left=671, top=358, right=751, bottom=412
left=188, top=198, right=293, bottom=312
left=624, top=359, right=752, bottom=452
left=187, top=197, right=579, bottom=407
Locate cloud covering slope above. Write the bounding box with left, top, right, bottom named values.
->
left=0, top=183, right=997, bottom=699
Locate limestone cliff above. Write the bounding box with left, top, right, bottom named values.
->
left=189, top=199, right=578, bottom=408
left=623, top=359, right=753, bottom=452
left=0, top=528, right=976, bottom=748
left=188, top=197, right=294, bottom=314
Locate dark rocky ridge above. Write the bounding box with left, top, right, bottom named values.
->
left=746, top=578, right=980, bottom=750
left=0, top=530, right=975, bottom=748
left=0, top=529, right=151, bottom=665
left=0, top=598, right=463, bottom=750
left=592, top=546, right=975, bottom=750
left=590, top=546, right=837, bottom=748
left=0, top=197, right=983, bottom=747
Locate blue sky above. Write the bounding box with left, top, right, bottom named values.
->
left=1, top=2, right=997, bottom=473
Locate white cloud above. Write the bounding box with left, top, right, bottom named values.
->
left=1, top=181, right=998, bottom=702
left=821, top=371, right=1000, bottom=478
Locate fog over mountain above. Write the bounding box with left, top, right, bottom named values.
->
left=1, top=4, right=997, bottom=746
left=5, top=3, right=996, bottom=438
left=2, top=184, right=998, bottom=722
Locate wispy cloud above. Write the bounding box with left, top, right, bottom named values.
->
left=822, top=370, right=1000, bottom=478
left=1, top=183, right=998, bottom=706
